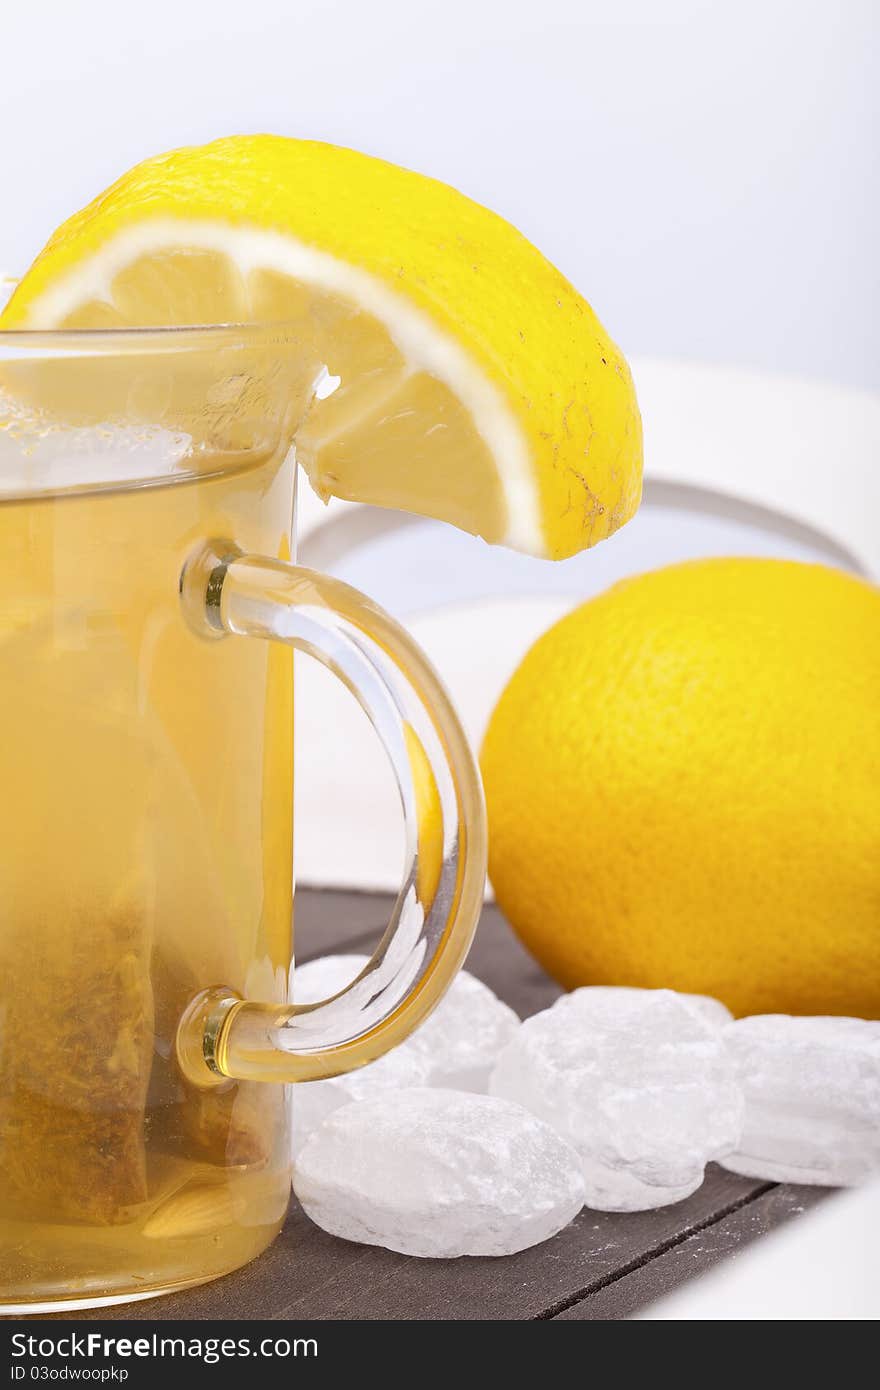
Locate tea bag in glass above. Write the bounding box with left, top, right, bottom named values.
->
left=0, top=626, right=154, bottom=1224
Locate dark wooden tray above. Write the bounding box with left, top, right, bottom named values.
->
left=57, top=889, right=827, bottom=1321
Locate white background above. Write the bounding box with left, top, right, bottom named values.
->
left=2, top=0, right=877, bottom=387
left=3, top=8, right=876, bottom=1310
left=3, top=0, right=878, bottom=897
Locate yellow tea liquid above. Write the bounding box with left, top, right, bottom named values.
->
left=0, top=444, right=296, bottom=1309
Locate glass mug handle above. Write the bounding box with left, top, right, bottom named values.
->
left=177, top=544, right=486, bottom=1087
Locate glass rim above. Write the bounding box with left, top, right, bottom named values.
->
left=0, top=291, right=309, bottom=500
left=0, top=278, right=311, bottom=353
left=0, top=319, right=308, bottom=356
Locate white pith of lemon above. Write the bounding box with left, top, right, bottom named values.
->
left=1, top=136, right=643, bottom=559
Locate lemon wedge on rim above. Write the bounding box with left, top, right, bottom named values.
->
left=1, top=136, right=642, bottom=559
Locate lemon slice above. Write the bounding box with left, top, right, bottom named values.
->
left=1, top=136, right=642, bottom=559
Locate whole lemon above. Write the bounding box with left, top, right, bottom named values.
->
left=481, top=559, right=880, bottom=1018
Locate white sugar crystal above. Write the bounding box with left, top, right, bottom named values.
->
left=402, top=969, right=520, bottom=1090
left=293, top=953, right=372, bottom=1005
left=490, top=987, right=742, bottom=1211
left=291, top=955, right=519, bottom=1155
left=292, top=1043, right=433, bottom=1156
left=572, top=985, right=733, bottom=1032
left=685, top=995, right=735, bottom=1030
left=291, top=954, right=429, bottom=1154
left=293, top=1088, right=585, bottom=1256
left=720, top=1015, right=880, bottom=1186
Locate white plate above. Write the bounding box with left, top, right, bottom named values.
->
left=294, top=358, right=878, bottom=892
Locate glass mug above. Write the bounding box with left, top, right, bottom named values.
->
left=0, top=320, right=486, bottom=1312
